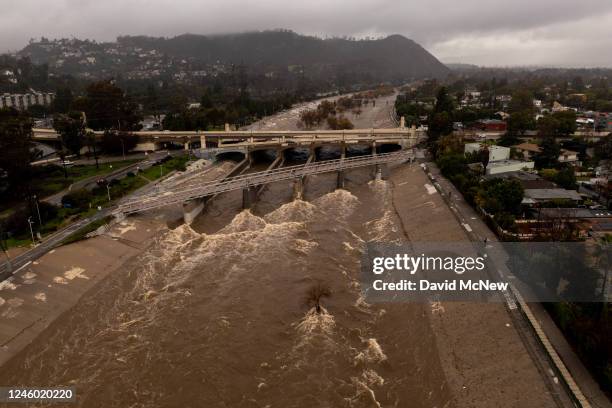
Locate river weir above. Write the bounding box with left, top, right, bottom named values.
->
left=0, top=162, right=453, bottom=407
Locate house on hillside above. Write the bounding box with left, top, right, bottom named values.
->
left=512, top=143, right=581, bottom=166
left=476, top=119, right=507, bottom=132
left=465, top=143, right=534, bottom=175
left=552, top=101, right=569, bottom=112
left=522, top=188, right=582, bottom=206
left=465, top=143, right=510, bottom=162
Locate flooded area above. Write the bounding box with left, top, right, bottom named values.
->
left=0, top=161, right=452, bottom=408
left=0, top=93, right=557, bottom=408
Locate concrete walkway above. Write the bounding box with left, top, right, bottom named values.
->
left=426, top=160, right=610, bottom=408
left=0, top=218, right=164, bottom=368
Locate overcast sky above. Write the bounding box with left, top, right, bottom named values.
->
left=2, top=0, right=612, bottom=67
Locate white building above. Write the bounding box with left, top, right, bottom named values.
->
left=0, top=92, right=55, bottom=110
left=464, top=143, right=510, bottom=162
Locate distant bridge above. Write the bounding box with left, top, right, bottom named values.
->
left=114, top=150, right=413, bottom=215
left=32, top=127, right=418, bottom=153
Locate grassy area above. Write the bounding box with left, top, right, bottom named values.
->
left=61, top=216, right=113, bottom=246
left=30, top=159, right=141, bottom=199
left=2, top=156, right=192, bottom=249
left=140, top=156, right=189, bottom=181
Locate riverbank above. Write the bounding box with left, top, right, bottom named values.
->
left=389, top=162, right=561, bottom=407
left=0, top=217, right=166, bottom=368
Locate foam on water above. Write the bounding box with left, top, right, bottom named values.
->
left=313, top=189, right=359, bottom=220
left=263, top=199, right=316, bottom=224
left=354, top=338, right=387, bottom=365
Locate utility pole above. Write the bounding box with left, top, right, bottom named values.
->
left=27, top=217, right=35, bottom=245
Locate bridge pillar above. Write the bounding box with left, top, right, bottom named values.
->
left=400, top=116, right=406, bottom=128
left=372, top=141, right=377, bottom=156
left=247, top=148, right=253, bottom=167
left=307, top=146, right=316, bottom=164
left=340, top=143, right=346, bottom=159
left=242, top=186, right=257, bottom=209
left=225, top=123, right=231, bottom=132
left=374, top=164, right=390, bottom=181
left=293, top=177, right=304, bottom=200
left=337, top=171, right=345, bottom=189
left=183, top=198, right=206, bottom=224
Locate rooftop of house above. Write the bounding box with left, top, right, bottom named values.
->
left=523, top=188, right=582, bottom=201
left=537, top=208, right=612, bottom=219
left=512, top=142, right=541, bottom=153
left=520, top=179, right=557, bottom=189
left=483, top=170, right=541, bottom=181
left=487, top=159, right=533, bottom=168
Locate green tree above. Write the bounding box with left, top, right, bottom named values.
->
left=555, top=166, right=577, bottom=190
left=61, top=188, right=93, bottom=211
left=101, top=131, right=138, bottom=155
left=595, top=134, right=612, bottom=160
left=428, top=87, right=455, bottom=151
left=53, top=111, right=85, bottom=157
left=327, top=115, right=354, bottom=130
left=535, top=137, right=561, bottom=169
left=507, top=111, right=535, bottom=136
left=481, top=178, right=524, bottom=215
left=508, top=89, right=535, bottom=114
left=507, top=90, right=535, bottom=136
left=538, top=111, right=577, bottom=138
left=0, top=108, right=33, bottom=198
left=77, top=81, right=142, bottom=131
left=53, top=87, right=74, bottom=113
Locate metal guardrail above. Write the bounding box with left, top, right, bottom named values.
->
left=115, top=150, right=413, bottom=215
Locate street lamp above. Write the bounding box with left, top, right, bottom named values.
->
left=27, top=217, right=35, bottom=245
left=33, top=195, right=42, bottom=226
left=106, top=184, right=111, bottom=202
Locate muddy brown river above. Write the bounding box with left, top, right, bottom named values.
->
left=0, top=153, right=454, bottom=407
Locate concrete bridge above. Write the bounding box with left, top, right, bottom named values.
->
left=32, top=125, right=418, bottom=153
left=114, top=150, right=413, bottom=220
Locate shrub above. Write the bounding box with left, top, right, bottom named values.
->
left=61, top=188, right=93, bottom=210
